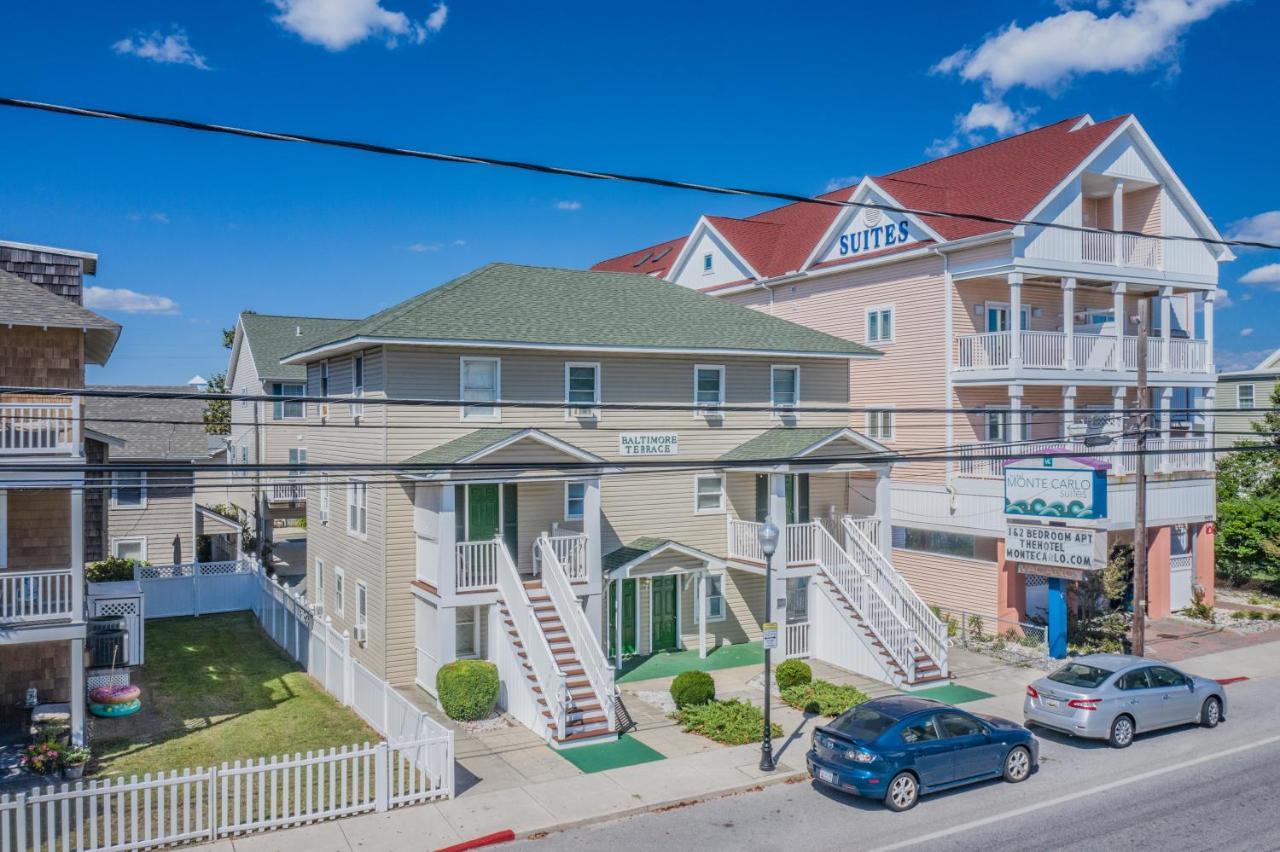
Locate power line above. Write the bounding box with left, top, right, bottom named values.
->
left=0, top=96, right=1270, bottom=252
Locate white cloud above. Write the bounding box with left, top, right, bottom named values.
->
left=927, top=101, right=1035, bottom=158
left=271, top=0, right=447, bottom=50
left=1241, top=327, right=1255, bottom=337
left=1227, top=210, right=1280, bottom=247
left=822, top=175, right=861, bottom=194
left=84, top=286, right=179, bottom=315
left=1217, top=347, right=1275, bottom=371
left=555, top=200, right=583, bottom=211
left=127, top=211, right=170, bottom=224
left=113, top=28, right=209, bottom=70
left=407, top=242, right=442, bottom=252
left=452, top=239, right=466, bottom=247
left=1239, top=263, right=1280, bottom=286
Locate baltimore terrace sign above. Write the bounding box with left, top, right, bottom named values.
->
left=1003, top=455, right=1109, bottom=521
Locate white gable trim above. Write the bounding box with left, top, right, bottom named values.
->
left=607, top=540, right=726, bottom=579
left=796, top=427, right=896, bottom=460
left=226, top=317, right=250, bottom=389
left=665, top=216, right=763, bottom=284
left=456, top=428, right=606, bottom=465
left=800, top=177, right=948, bottom=272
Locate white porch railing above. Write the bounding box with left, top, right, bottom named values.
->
left=495, top=541, right=567, bottom=740
left=455, top=539, right=501, bottom=591
left=783, top=622, right=810, bottom=660
left=845, top=516, right=881, bottom=552
left=1082, top=230, right=1112, bottom=263
left=536, top=535, right=616, bottom=731
left=1080, top=232, right=1161, bottom=269
left=787, top=522, right=816, bottom=565
left=954, top=441, right=1077, bottom=478
left=955, top=331, right=1011, bottom=371
left=0, top=399, right=78, bottom=455
left=269, top=479, right=306, bottom=502
left=955, top=331, right=1210, bottom=374
left=540, top=532, right=589, bottom=582
left=0, top=568, right=76, bottom=623
left=955, top=436, right=1213, bottom=478
left=842, top=519, right=948, bottom=676
left=727, top=519, right=765, bottom=563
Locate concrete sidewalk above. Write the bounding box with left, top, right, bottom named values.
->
left=183, top=742, right=802, bottom=852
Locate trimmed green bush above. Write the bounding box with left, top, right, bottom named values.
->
left=781, top=680, right=870, bottom=717
left=676, top=699, right=782, bottom=745
left=775, top=659, right=812, bottom=690
left=85, top=556, right=146, bottom=583
left=436, top=660, right=499, bottom=721
left=670, top=670, right=716, bottom=709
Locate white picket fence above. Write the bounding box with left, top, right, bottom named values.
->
left=0, top=738, right=446, bottom=851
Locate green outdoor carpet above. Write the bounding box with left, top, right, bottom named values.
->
left=616, top=641, right=765, bottom=684
left=556, top=735, right=665, bottom=773
left=908, top=684, right=995, bottom=705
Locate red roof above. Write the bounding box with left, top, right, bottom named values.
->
left=592, top=114, right=1130, bottom=283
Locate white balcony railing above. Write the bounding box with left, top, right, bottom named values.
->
left=726, top=519, right=819, bottom=566
left=1081, top=232, right=1161, bottom=269
left=268, top=480, right=306, bottom=503
left=954, top=331, right=1210, bottom=374
left=1, top=399, right=78, bottom=455
left=845, top=516, right=882, bottom=552
left=541, top=532, right=589, bottom=582
left=0, top=568, right=77, bottom=623
left=456, top=539, right=501, bottom=592
left=955, top=436, right=1213, bottom=479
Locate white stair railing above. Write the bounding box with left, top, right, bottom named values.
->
left=843, top=518, right=948, bottom=676
left=545, top=532, right=589, bottom=582
left=812, top=522, right=916, bottom=682
left=536, top=535, right=616, bottom=731
left=494, top=542, right=566, bottom=740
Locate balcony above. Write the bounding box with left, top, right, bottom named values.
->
left=454, top=532, right=590, bottom=593
left=954, top=331, right=1210, bottom=376
left=726, top=519, right=818, bottom=566
left=955, top=436, right=1214, bottom=479
left=1081, top=232, right=1161, bottom=269
left=1, top=398, right=79, bottom=456
left=0, top=568, right=78, bottom=625
left=267, top=479, right=306, bottom=503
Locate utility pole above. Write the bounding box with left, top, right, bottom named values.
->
left=1132, top=297, right=1149, bottom=657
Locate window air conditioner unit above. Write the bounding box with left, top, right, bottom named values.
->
left=353, top=624, right=368, bottom=644
left=318, top=402, right=330, bottom=419
left=696, top=405, right=724, bottom=419
left=570, top=406, right=599, bottom=420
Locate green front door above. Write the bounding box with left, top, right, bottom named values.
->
left=466, top=484, right=500, bottom=541
left=651, top=576, right=679, bottom=651
left=607, top=579, right=637, bottom=657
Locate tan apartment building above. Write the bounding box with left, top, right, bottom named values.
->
left=279, top=263, right=947, bottom=748
left=595, top=114, right=1227, bottom=648
left=0, top=248, right=120, bottom=746
left=1216, top=347, right=1279, bottom=447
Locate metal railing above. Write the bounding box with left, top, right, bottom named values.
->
left=495, top=541, right=566, bottom=740
left=938, top=606, right=1049, bottom=663
left=0, top=399, right=78, bottom=455
left=455, top=539, right=501, bottom=592
left=0, top=568, right=77, bottom=623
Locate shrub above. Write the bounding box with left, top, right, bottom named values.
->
left=1183, top=587, right=1215, bottom=623
left=436, top=660, right=499, bottom=721
left=1231, top=610, right=1248, bottom=620
left=781, top=680, right=869, bottom=717
left=676, top=699, right=782, bottom=745
left=670, top=670, right=716, bottom=709
left=775, top=659, right=812, bottom=690
left=85, top=555, right=146, bottom=583
left=1268, top=611, right=1280, bottom=622
left=1247, top=610, right=1265, bottom=621
left=967, top=614, right=984, bottom=639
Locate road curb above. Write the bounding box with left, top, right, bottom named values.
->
left=515, top=766, right=808, bottom=841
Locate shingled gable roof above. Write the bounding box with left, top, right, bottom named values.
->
left=0, top=269, right=121, bottom=364
left=85, top=386, right=210, bottom=461
left=592, top=114, right=1132, bottom=283
left=233, top=312, right=357, bottom=382
left=280, top=263, right=880, bottom=362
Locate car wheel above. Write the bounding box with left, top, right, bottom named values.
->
left=1108, top=714, right=1135, bottom=748
left=884, top=771, right=919, bottom=812
left=1003, top=745, right=1032, bottom=783
left=1200, top=696, right=1222, bottom=728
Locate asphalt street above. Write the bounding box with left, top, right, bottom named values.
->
left=513, top=670, right=1280, bottom=852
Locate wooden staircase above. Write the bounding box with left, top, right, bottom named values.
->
left=498, top=578, right=616, bottom=747
left=815, top=574, right=947, bottom=689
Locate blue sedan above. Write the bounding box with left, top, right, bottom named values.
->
left=807, top=696, right=1039, bottom=811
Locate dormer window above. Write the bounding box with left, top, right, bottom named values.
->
left=703, top=253, right=713, bottom=274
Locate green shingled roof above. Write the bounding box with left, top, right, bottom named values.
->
left=718, top=427, right=851, bottom=462
left=284, top=263, right=879, bottom=360
left=602, top=537, right=669, bottom=572
left=401, top=428, right=525, bottom=466
left=239, top=312, right=357, bottom=380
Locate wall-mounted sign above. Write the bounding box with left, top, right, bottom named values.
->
left=1006, top=522, right=1106, bottom=572
left=837, top=218, right=911, bottom=257
left=1004, top=455, right=1109, bottom=520
left=619, top=432, right=678, bottom=456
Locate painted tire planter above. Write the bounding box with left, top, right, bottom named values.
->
left=89, top=685, right=140, bottom=705
left=90, top=699, right=141, bottom=718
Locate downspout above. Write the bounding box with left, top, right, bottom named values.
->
left=932, top=247, right=956, bottom=507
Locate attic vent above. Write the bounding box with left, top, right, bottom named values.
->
left=632, top=251, right=655, bottom=268
left=295, top=325, right=302, bottom=336
left=864, top=208, right=883, bottom=227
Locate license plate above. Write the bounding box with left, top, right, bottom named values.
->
left=818, top=769, right=836, bottom=784
left=1043, top=698, right=1060, bottom=710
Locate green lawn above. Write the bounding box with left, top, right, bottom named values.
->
left=91, top=612, right=376, bottom=779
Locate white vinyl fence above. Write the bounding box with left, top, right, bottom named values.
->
left=134, top=561, right=256, bottom=618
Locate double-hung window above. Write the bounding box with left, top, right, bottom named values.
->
left=565, top=362, right=601, bottom=419
left=705, top=576, right=725, bottom=621
left=347, top=479, right=367, bottom=536
left=771, top=366, right=799, bottom=412
left=865, top=407, right=895, bottom=441
left=702, top=253, right=713, bottom=274
left=112, top=537, right=146, bottom=562
left=460, top=357, right=500, bottom=421
left=356, top=581, right=369, bottom=641
left=111, top=471, right=147, bottom=508
left=315, top=558, right=325, bottom=607
left=694, top=474, right=725, bottom=513
left=1238, top=384, right=1256, bottom=409
left=565, top=482, right=586, bottom=520
left=456, top=606, right=480, bottom=658
left=866, top=306, right=894, bottom=343
left=694, top=364, right=725, bottom=416
left=351, top=354, right=365, bottom=419
left=334, top=567, right=345, bottom=616
left=272, top=382, right=305, bottom=420
left=985, top=407, right=1010, bottom=443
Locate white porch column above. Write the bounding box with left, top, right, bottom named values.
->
left=614, top=579, right=624, bottom=669
left=1008, top=273, right=1024, bottom=371
left=1202, top=387, right=1217, bottom=470
left=874, top=467, right=893, bottom=561
left=1112, top=386, right=1127, bottom=436
left=69, top=637, right=86, bottom=746
left=437, top=607, right=457, bottom=666
left=1062, top=385, right=1077, bottom=439
left=1159, top=386, right=1174, bottom=473
left=1204, top=289, right=1217, bottom=374
left=1112, top=282, right=1128, bottom=371
left=70, top=486, right=84, bottom=619
left=1112, top=180, right=1125, bottom=264
left=1062, top=278, right=1077, bottom=370
left=1158, top=285, right=1173, bottom=372
left=437, top=484, right=458, bottom=597
left=1009, top=385, right=1025, bottom=444
left=767, top=473, right=788, bottom=619
left=0, top=489, right=8, bottom=566
left=697, top=571, right=708, bottom=659
left=584, top=477, right=602, bottom=585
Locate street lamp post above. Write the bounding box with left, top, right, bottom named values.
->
left=758, top=518, right=780, bottom=772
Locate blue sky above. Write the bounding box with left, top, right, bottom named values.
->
left=1, top=0, right=1276, bottom=383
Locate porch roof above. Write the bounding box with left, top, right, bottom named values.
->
left=603, top=537, right=725, bottom=578
left=719, top=426, right=893, bottom=464
left=400, top=427, right=605, bottom=471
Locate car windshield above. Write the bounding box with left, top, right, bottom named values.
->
left=829, top=705, right=898, bottom=741
left=1047, top=662, right=1114, bottom=689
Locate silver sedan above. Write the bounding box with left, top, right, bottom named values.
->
left=1023, top=654, right=1226, bottom=748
